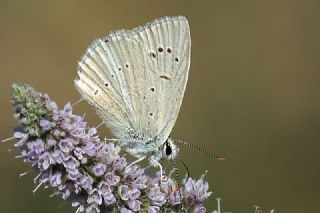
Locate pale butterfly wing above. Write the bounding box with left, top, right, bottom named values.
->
left=75, top=16, right=190, bottom=145
left=133, top=16, right=191, bottom=143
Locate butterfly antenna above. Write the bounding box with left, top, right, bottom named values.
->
left=173, top=159, right=180, bottom=185
left=173, top=159, right=184, bottom=209
left=175, top=140, right=226, bottom=161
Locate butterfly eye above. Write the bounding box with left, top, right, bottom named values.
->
left=165, top=142, right=172, bottom=156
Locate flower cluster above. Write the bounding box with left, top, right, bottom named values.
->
left=7, top=84, right=213, bottom=213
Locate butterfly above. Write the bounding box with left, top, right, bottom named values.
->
left=75, top=16, right=191, bottom=172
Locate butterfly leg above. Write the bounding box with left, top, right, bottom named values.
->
left=151, top=159, right=165, bottom=185
left=125, top=156, right=146, bottom=170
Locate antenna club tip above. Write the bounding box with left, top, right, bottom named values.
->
left=216, top=156, right=226, bottom=161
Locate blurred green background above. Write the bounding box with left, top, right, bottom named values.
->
left=1, top=0, right=319, bottom=212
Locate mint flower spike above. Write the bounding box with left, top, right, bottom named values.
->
left=7, top=83, right=213, bottom=213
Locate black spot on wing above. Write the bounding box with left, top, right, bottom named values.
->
left=160, top=75, right=171, bottom=80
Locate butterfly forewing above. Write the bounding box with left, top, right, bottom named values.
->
left=75, top=16, right=191, bottom=144
left=134, top=16, right=191, bottom=142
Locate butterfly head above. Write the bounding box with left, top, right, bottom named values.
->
left=163, top=138, right=179, bottom=160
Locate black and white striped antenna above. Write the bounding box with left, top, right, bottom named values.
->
left=175, top=140, right=226, bottom=161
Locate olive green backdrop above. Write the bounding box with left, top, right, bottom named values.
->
left=0, top=0, right=319, bottom=212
